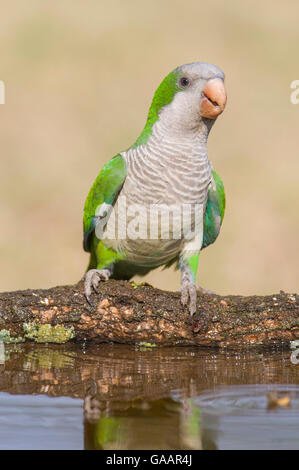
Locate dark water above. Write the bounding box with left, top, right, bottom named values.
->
left=0, top=342, right=298, bottom=450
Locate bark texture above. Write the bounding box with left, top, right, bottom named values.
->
left=0, top=280, right=298, bottom=349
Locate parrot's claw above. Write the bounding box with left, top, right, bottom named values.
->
left=180, top=281, right=197, bottom=316
left=196, top=285, right=216, bottom=295
left=84, top=269, right=111, bottom=304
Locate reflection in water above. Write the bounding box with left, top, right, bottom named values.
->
left=85, top=398, right=205, bottom=450
left=0, top=342, right=298, bottom=449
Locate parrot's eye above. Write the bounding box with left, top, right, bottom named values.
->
left=179, top=77, right=191, bottom=88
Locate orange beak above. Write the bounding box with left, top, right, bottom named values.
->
left=200, top=78, right=227, bottom=119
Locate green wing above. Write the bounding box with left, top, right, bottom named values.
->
left=202, top=170, right=225, bottom=249
left=83, top=154, right=127, bottom=252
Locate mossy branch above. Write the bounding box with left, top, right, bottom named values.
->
left=0, top=280, right=298, bottom=349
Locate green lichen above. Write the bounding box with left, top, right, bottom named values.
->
left=131, top=281, right=147, bottom=289
left=23, top=323, right=75, bottom=344
left=131, top=282, right=140, bottom=289
left=138, top=342, right=157, bottom=348
left=0, top=329, right=24, bottom=343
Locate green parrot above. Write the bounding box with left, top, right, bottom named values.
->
left=83, top=62, right=226, bottom=315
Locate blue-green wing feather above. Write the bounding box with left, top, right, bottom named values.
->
left=202, top=170, right=225, bottom=249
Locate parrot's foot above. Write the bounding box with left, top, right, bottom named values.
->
left=196, top=285, right=216, bottom=295
left=84, top=268, right=111, bottom=305
left=180, top=281, right=197, bottom=316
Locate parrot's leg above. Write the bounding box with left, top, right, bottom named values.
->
left=84, top=265, right=114, bottom=305
left=179, top=253, right=200, bottom=316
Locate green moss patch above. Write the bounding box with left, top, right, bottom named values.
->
left=23, top=323, right=75, bottom=344
left=0, top=329, right=24, bottom=343
left=138, top=342, right=157, bottom=349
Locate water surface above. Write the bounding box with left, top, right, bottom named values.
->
left=0, top=342, right=298, bottom=450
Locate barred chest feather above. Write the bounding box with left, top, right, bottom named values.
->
left=103, top=129, right=212, bottom=266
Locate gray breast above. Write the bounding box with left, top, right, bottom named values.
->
left=102, top=134, right=212, bottom=266
left=121, top=135, right=212, bottom=206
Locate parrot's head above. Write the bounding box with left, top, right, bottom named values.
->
left=147, top=62, right=226, bottom=137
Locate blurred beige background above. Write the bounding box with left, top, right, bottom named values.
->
left=0, top=0, right=298, bottom=295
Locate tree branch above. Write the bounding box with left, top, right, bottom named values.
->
left=0, top=280, right=298, bottom=349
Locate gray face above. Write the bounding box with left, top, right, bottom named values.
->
left=159, top=62, right=226, bottom=134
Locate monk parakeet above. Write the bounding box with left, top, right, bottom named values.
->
left=83, top=62, right=226, bottom=315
